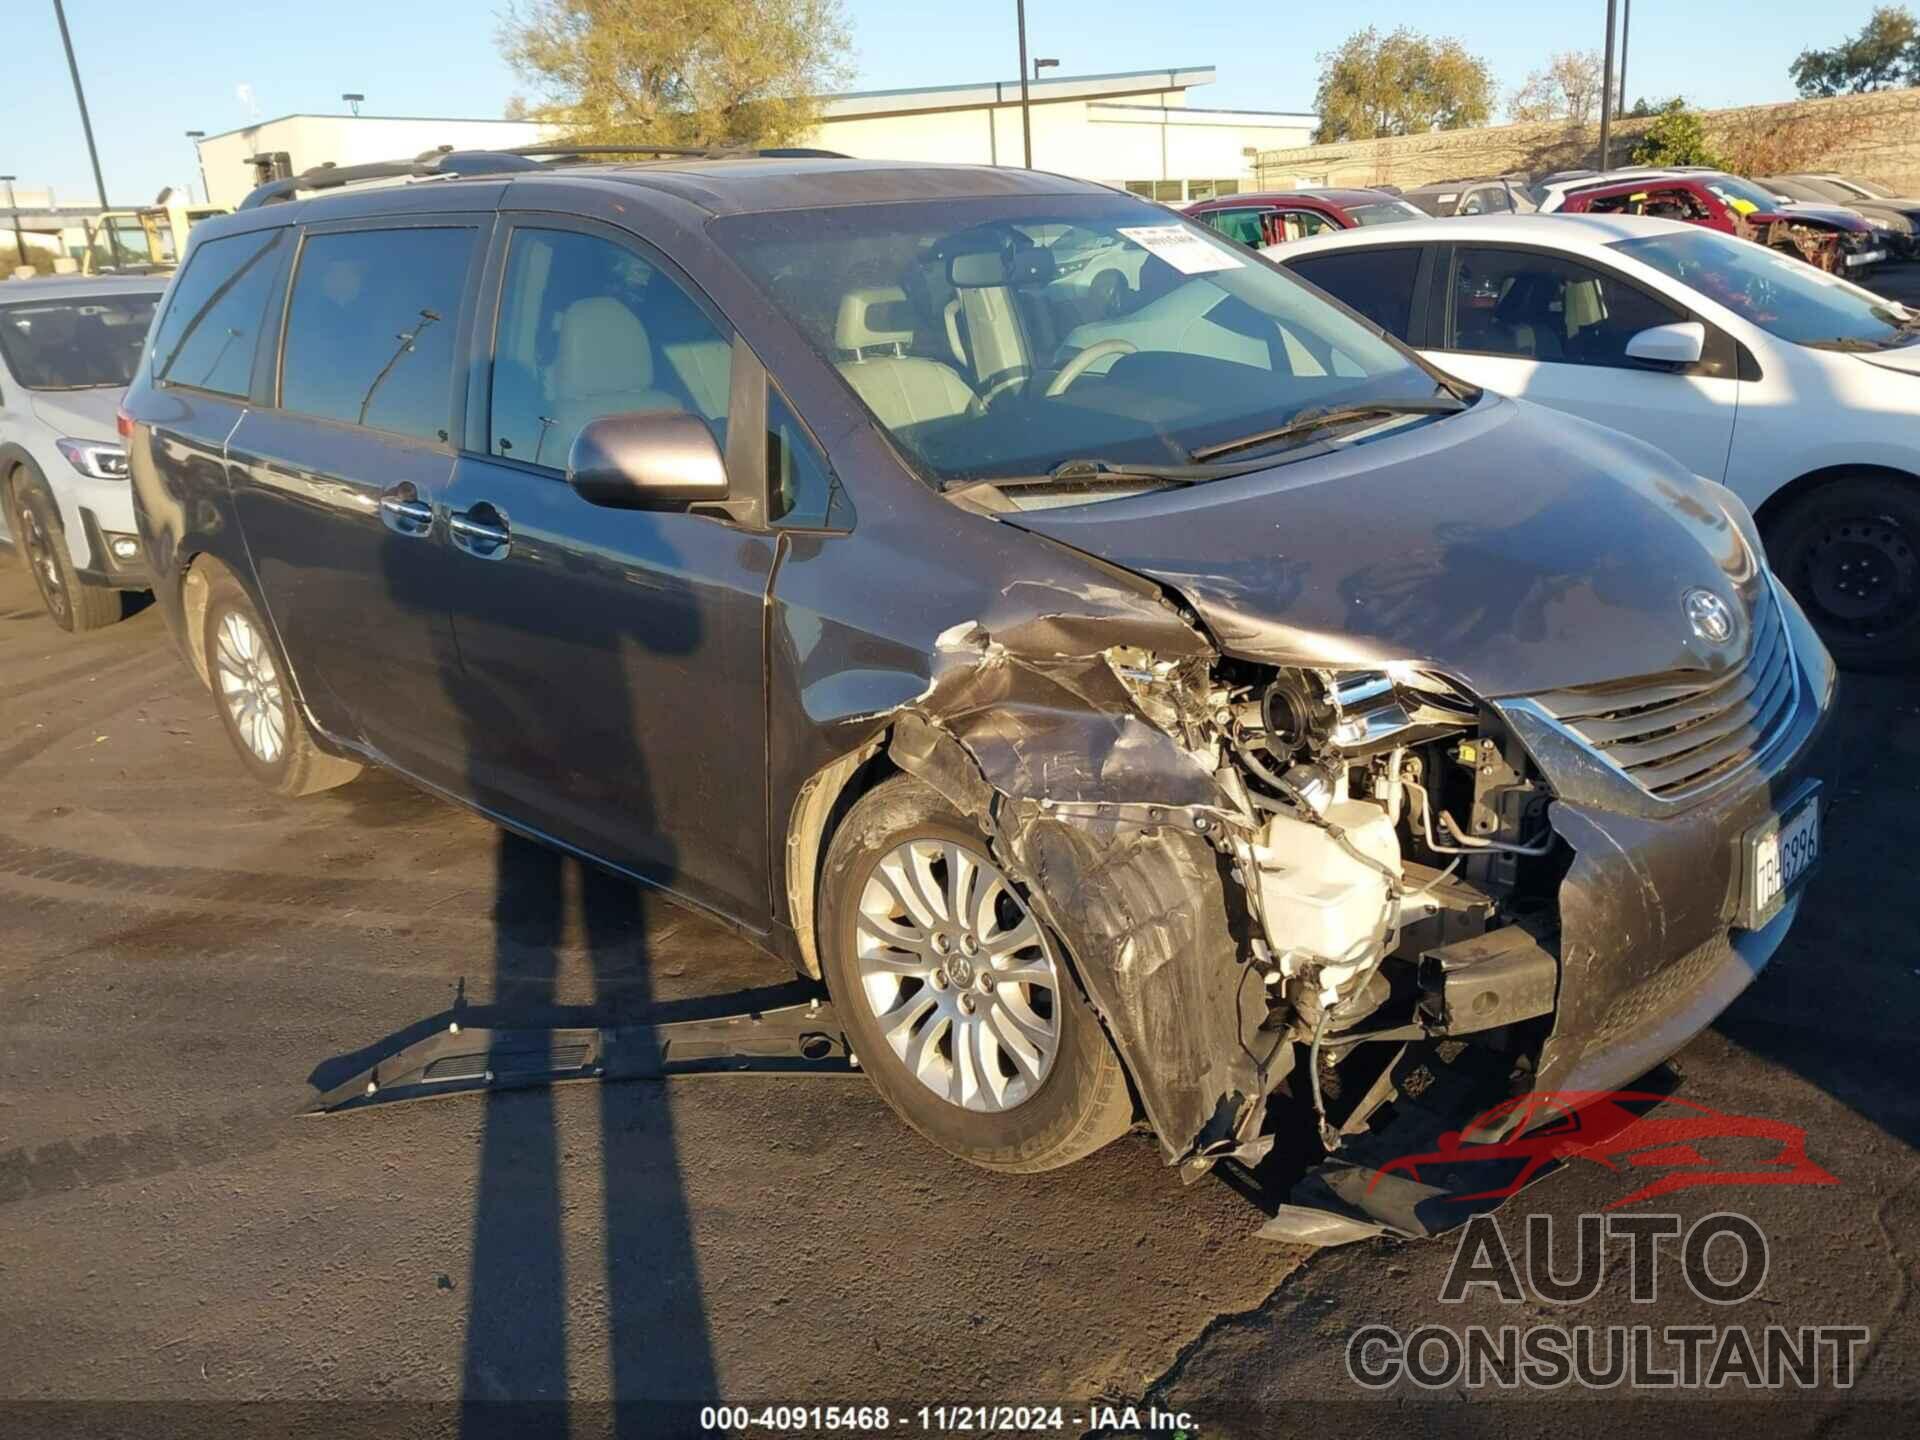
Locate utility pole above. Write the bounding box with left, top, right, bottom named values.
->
left=1016, top=0, right=1033, bottom=168
left=3, top=177, right=26, bottom=268
left=186, top=131, right=207, bottom=206
left=53, top=0, right=109, bottom=211
left=1598, top=0, right=1619, bottom=170
left=1618, top=0, right=1632, bottom=117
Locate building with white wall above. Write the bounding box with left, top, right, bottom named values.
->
left=192, top=66, right=1315, bottom=210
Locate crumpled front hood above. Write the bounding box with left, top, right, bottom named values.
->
left=1767, top=202, right=1872, bottom=233
left=1001, top=395, right=1763, bottom=699
left=29, top=386, right=126, bottom=444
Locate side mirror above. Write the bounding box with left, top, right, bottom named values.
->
left=1624, top=321, right=1706, bottom=368
left=566, top=410, right=728, bottom=510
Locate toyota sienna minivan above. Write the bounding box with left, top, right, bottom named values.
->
left=124, top=153, right=1834, bottom=1235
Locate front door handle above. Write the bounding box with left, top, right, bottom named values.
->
left=379, top=484, right=434, bottom=537
left=449, top=504, right=511, bottom=560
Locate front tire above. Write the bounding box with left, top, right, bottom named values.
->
left=201, top=571, right=361, bottom=796
left=12, top=478, right=121, bottom=632
left=1764, top=474, right=1920, bottom=671
left=818, top=775, right=1133, bottom=1172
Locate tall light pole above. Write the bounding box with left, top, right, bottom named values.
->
left=3, top=177, right=26, bottom=268
left=1598, top=0, right=1619, bottom=169
left=185, top=130, right=207, bottom=206
left=1033, top=57, right=1059, bottom=81
left=52, top=0, right=110, bottom=211
left=1015, top=2, right=1034, bottom=167
left=1618, top=0, right=1632, bottom=116
left=342, top=92, right=365, bottom=116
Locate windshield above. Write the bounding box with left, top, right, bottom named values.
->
left=713, top=195, right=1451, bottom=487
left=1347, top=199, right=1426, bottom=225
left=0, top=293, right=160, bottom=389
left=1611, top=229, right=1916, bottom=349
left=1699, top=173, right=1783, bottom=213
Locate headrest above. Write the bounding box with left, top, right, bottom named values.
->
left=554, top=296, right=653, bottom=390
left=835, top=286, right=916, bottom=352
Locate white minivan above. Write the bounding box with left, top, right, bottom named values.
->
left=1271, top=213, right=1920, bottom=668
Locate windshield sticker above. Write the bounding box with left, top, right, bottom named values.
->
left=1118, top=225, right=1244, bottom=275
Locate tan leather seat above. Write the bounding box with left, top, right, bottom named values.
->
left=545, top=296, right=682, bottom=462
left=833, top=287, right=981, bottom=431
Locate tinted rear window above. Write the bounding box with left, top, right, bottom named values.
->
left=151, top=229, right=287, bottom=397
left=280, top=227, right=473, bottom=443
left=1287, top=247, right=1423, bottom=340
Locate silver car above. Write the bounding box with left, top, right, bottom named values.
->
left=0, top=274, right=169, bottom=630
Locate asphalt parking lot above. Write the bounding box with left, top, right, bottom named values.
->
left=4, top=268, right=1920, bottom=1435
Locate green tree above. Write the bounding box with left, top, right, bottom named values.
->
left=1629, top=100, right=1726, bottom=168
left=1312, top=27, right=1496, bottom=142
left=1789, top=5, right=1920, bottom=96
left=499, top=0, right=854, bottom=149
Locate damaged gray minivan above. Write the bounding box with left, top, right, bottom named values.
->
left=129, top=157, right=1834, bottom=1221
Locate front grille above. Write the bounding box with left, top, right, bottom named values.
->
left=1526, top=589, right=1798, bottom=802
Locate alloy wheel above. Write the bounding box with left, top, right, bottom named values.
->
left=214, top=610, right=288, bottom=765
left=853, top=838, right=1062, bottom=1113
left=19, top=502, right=68, bottom=623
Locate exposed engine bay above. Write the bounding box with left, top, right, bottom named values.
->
left=1152, top=656, right=1567, bottom=1155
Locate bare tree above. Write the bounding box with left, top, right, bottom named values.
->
left=1508, top=50, right=1609, bottom=127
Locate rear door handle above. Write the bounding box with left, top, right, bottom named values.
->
left=449, top=505, right=511, bottom=559
left=379, top=485, right=434, bottom=536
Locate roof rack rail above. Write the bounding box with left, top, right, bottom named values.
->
left=237, top=142, right=852, bottom=209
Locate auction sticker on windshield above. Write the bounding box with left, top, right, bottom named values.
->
left=1118, top=224, right=1244, bottom=275
left=1742, top=781, right=1820, bottom=930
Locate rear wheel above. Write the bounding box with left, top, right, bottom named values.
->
left=201, top=571, right=361, bottom=796
left=818, top=775, right=1133, bottom=1172
left=1764, top=474, right=1920, bottom=671
left=12, top=478, right=121, bottom=632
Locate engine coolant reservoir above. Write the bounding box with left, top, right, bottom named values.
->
left=1252, top=800, right=1403, bottom=969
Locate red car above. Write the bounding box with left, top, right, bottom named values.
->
left=1371, top=1090, right=1840, bottom=1210
left=1184, top=187, right=1427, bottom=249
left=1549, top=171, right=1886, bottom=274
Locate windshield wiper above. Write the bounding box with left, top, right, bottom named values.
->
left=955, top=451, right=1324, bottom=492
left=1190, top=396, right=1469, bottom=463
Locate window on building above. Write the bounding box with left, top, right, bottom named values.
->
left=1125, top=179, right=1245, bottom=205
left=281, top=227, right=474, bottom=443
left=151, top=229, right=286, bottom=398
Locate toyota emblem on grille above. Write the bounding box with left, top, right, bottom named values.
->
left=1684, top=588, right=1735, bottom=645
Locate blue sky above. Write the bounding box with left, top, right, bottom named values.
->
left=8, top=0, right=1894, bottom=204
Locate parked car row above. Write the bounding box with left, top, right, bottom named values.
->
left=1269, top=212, right=1920, bottom=667
left=97, top=150, right=1834, bottom=1204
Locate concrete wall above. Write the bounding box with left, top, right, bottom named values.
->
left=1253, top=88, right=1920, bottom=193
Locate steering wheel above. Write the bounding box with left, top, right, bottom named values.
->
left=1046, top=339, right=1136, bottom=397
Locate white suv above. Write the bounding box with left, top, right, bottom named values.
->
left=1272, top=213, right=1920, bottom=668
left=0, top=275, right=168, bottom=631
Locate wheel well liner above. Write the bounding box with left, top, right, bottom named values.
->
left=178, top=550, right=243, bottom=689
left=1755, top=463, right=1920, bottom=532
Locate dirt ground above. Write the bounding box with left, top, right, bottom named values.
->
left=3, top=297, right=1919, bottom=1433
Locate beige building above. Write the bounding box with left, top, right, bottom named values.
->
left=193, top=66, right=1315, bottom=210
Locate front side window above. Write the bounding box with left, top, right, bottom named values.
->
left=768, top=389, right=850, bottom=529
left=1345, top=198, right=1426, bottom=226
left=1198, top=208, right=1270, bottom=248
left=1612, top=228, right=1919, bottom=350
left=151, top=229, right=286, bottom=397
left=1286, top=247, right=1423, bottom=341
left=714, top=196, right=1449, bottom=490
left=489, top=227, right=732, bottom=471
left=1273, top=209, right=1336, bottom=243
left=0, top=291, right=158, bottom=390
left=1448, top=247, right=1684, bottom=365
left=280, top=227, right=473, bottom=443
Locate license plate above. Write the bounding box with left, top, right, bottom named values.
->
left=1846, top=250, right=1886, bottom=267
left=1741, top=782, right=1820, bottom=930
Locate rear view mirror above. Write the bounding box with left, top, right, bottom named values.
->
left=948, top=247, right=1057, bottom=289
left=566, top=410, right=728, bottom=509
left=1624, top=321, right=1706, bottom=368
